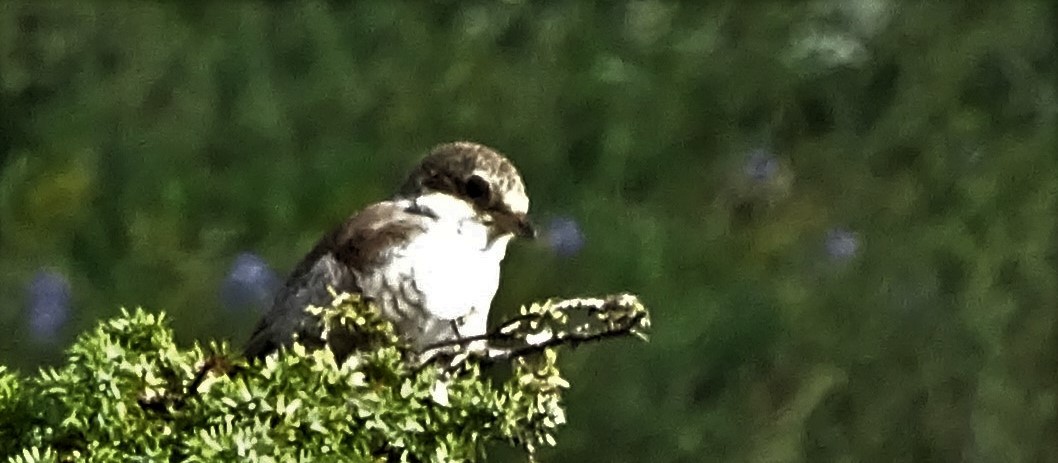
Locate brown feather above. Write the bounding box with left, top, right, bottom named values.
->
left=244, top=201, right=426, bottom=360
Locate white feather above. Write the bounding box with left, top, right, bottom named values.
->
left=356, top=192, right=511, bottom=345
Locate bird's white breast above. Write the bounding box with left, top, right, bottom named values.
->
left=401, top=206, right=504, bottom=321
left=355, top=193, right=511, bottom=347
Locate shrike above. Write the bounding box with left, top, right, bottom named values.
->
left=244, top=141, right=534, bottom=361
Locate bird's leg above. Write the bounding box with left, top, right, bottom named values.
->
left=453, top=315, right=499, bottom=360
left=406, top=319, right=467, bottom=369
left=411, top=317, right=499, bottom=371
left=442, top=316, right=482, bottom=367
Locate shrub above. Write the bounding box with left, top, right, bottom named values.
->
left=0, top=293, right=649, bottom=462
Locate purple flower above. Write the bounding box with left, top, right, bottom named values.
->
left=744, top=149, right=779, bottom=182
left=25, top=270, right=71, bottom=343
left=545, top=216, right=586, bottom=258
left=220, top=252, right=280, bottom=311
left=825, top=227, right=859, bottom=261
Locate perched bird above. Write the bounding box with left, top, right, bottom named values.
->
left=244, top=141, right=535, bottom=361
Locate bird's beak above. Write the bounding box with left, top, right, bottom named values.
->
left=493, top=211, right=536, bottom=239
left=515, top=214, right=537, bottom=239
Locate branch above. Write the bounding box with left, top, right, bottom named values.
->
left=420, top=293, right=650, bottom=369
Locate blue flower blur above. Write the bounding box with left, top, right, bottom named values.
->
left=25, top=270, right=72, bottom=343
left=825, top=227, right=860, bottom=261
left=545, top=216, right=586, bottom=258
left=221, top=252, right=280, bottom=312
left=744, top=149, right=779, bottom=182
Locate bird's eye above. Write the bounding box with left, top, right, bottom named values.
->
left=464, top=175, right=492, bottom=204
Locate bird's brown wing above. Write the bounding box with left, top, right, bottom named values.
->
left=243, top=200, right=426, bottom=360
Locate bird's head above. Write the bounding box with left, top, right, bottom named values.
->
left=399, top=141, right=535, bottom=240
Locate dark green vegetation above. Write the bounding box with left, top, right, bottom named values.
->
left=1, top=2, right=1056, bottom=462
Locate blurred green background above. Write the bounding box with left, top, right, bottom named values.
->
left=2, top=1, right=1056, bottom=461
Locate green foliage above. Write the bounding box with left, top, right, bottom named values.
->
left=0, top=295, right=599, bottom=462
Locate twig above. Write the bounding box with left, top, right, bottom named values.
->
left=417, top=294, right=650, bottom=370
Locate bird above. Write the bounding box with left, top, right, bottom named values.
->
left=243, top=141, right=535, bottom=362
